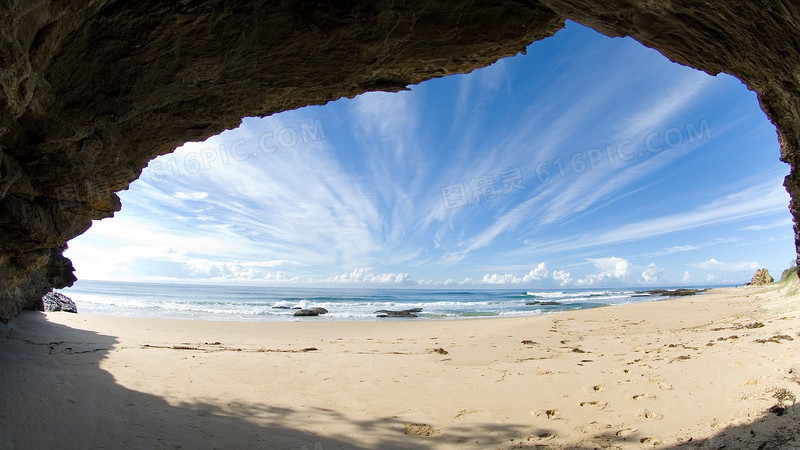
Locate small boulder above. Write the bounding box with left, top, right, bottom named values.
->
left=293, top=309, right=319, bottom=317
left=307, top=307, right=328, bottom=315
left=526, top=301, right=560, bottom=306
left=747, top=269, right=774, bottom=286
left=42, top=292, right=78, bottom=313
left=375, top=308, right=421, bottom=317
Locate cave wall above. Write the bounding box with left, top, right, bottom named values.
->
left=1, top=0, right=798, bottom=322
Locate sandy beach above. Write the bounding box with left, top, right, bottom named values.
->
left=2, top=280, right=800, bottom=449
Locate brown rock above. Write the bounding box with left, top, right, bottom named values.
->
left=748, top=269, right=774, bottom=286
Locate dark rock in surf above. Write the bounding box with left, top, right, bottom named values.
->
left=272, top=306, right=290, bottom=309
left=293, top=309, right=319, bottom=317
left=639, top=289, right=707, bottom=297
left=526, top=301, right=560, bottom=306
left=307, top=307, right=328, bottom=315
left=375, top=308, right=421, bottom=317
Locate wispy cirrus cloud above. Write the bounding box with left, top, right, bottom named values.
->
left=740, top=218, right=793, bottom=231
left=515, top=177, right=789, bottom=257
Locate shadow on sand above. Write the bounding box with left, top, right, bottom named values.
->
left=1, top=312, right=799, bottom=449
left=0, top=313, right=536, bottom=449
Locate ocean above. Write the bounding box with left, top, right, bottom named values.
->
left=55, top=280, right=714, bottom=322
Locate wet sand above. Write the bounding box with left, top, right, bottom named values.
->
left=2, top=279, right=800, bottom=449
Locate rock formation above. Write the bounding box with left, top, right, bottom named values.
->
left=747, top=269, right=774, bottom=286
left=1, top=1, right=799, bottom=322
left=41, top=291, right=77, bottom=313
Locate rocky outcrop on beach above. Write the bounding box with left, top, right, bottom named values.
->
left=41, top=292, right=77, bottom=313
left=746, top=269, right=774, bottom=286
left=526, top=301, right=561, bottom=306
left=1, top=1, right=800, bottom=322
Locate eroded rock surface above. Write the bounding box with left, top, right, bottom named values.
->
left=1, top=1, right=799, bottom=321
left=748, top=269, right=775, bottom=286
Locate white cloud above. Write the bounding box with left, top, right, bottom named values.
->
left=662, top=245, right=697, bottom=254
left=641, top=263, right=661, bottom=283
left=552, top=270, right=573, bottom=286
left=328, top=268, right=413, bottom=285
left=637, top=238, right=738, bottom=258
left=577, top=257, right=633, bottom=285
left=681, top=271, right=693, bottom=283
left=481, top=273, right=522, bottom=285
left=526, top=262, right=550, bottom=281
left=740, top=218, right=793, bottom=231
left=617, top=70, right=711, bottom=142
left=574, top=257, right=660, bottom=285
left=174, top=191, right=209, bottom=200
left=516, top=177, right=788, bottom=257
left=479, top=262, right=549, bottom=285
left=693, top=258, right=759, bottom=272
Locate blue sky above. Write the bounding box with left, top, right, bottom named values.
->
left=65, top=22, right=794, bottom=288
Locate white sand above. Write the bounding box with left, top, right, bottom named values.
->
left=2, top=280, right=800, bottom=449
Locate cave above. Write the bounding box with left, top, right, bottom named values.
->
left=2, top=1, right=800, bottom=322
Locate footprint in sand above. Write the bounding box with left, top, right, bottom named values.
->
left=643, top=409, right=663, bottom=420
left=640, top=436, right=663, bottom=445
left=454, top=409, right=478, bottom=420
left=579, top=401, right=608, bottom=410
left=525, top=432, right=555, bottom=441
left=616, top=428, right=638, bottom=438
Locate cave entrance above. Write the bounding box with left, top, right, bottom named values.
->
left=61, top=21, right=792, bottom=315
